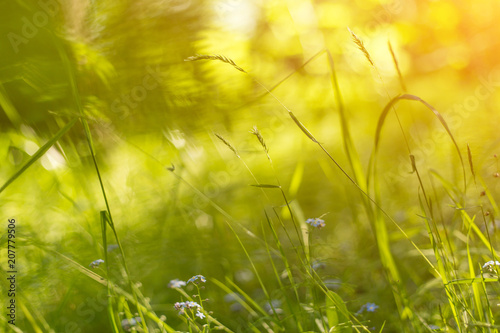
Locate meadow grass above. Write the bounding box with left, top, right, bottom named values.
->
left=2, top=32, right=500, bottom=333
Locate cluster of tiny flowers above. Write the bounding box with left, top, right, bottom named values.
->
left=482, top=260, right=500, bottom=271
left=174, top=301, right=200, bottom=311
left=174, top=301, right=205, bottom=318
left=187, top=275, right=206, bottom=284
left=168, top=279, right=187, bottom=288
left=357, top=302, right=379, bottom=314
left=89, top=259, right=104, bottom=268
left=305, top=218, right=325, bottom=229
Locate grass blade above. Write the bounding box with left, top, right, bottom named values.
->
left=0, top=118, right=78, bottom=194
left=466, top=226, right=484, bottom=322
left=250, top=184, right=281, bottom=188
left=101, top=211, right=120, bottom=333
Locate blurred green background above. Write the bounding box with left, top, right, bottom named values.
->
left=2, top=0, right=500, bottom=332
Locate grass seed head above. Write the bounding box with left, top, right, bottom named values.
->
left=250, top=126, right=268, bottom=154
left=184, top=54, right=247, bottom=73
left=348, top=27, right=374, bottom=67
left=214, top=132, right=239, bottom=158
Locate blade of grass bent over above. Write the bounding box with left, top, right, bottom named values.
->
left=372, top=94, right=466, bottom=191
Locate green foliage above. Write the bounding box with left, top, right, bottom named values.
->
left=2, top=1, right=500, bottom=332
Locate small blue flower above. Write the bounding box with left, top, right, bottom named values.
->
left=195, top=311, right=205, bottom=319
left=357, top=302, right=379, bottom=314
left=185, top=301, right=200, bottom=309
left=306, top=218, right=326, bottom=229
left=89, top=259, right=104, bottom=268
left=429, top=325, right=440, bottom=330
left=187, top=275, right=206, bottom=284
left=365, top=302, right=379, bottom=312
left=168, top=279, right=187, bottom=288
